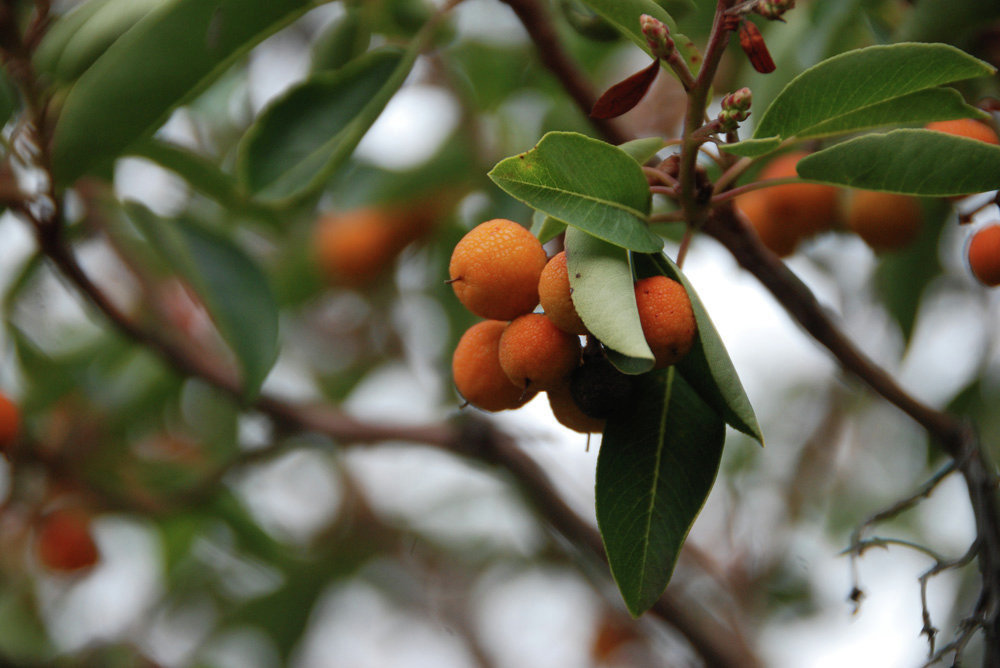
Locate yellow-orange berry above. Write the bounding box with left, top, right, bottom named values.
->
left=499, top=313, right=581, bottom=390
left=968, top=225, right=1000, bottom=287
left=538, top=251, right=587, bottom=335
left=735, top=189, right=801, bottom=258
left=36, top=509, right=99, bottom=573
left=634, top=276, right=697, bottom=369
left=449, top=219, right=547, bottom=321
left=0, top=391, right=19, bottom=453
left=547, top=381, right=605, bottom=434
left=452, top=320, right=535, bottom=411
left=846, top=190, right=923, bottom=252
left=926, top=119, right=1000, bottom=145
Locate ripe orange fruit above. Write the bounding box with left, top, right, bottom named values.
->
left=846, top=190, right=923, bottom=252
left=968, top=224, right=1000, bottom=287
left=735, top=189, right=800, bottom=258
left=634, top=276, right=697, bottom=368
left=926, top=118, right=1000, bottom=145
left=36, top=509, right=99, bottom=573
left=314, top=205, right=436, bottom=287
left=449, top=219, right=547, bottom=321
left=499, top=313, right=581, bottom=390
left=452, top=320, right=535, bottom=411
left=538, top=251, right=588, bottom=335
left=0, top=391, right=19, bottom=453
left=736, top=151, right=842, bottom=256
left=547, top=380, right=605, bottom=434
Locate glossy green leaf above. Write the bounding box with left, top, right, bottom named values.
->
left=797, top=129, right=1000, bottom=196
left=51, top=0, right=315, bottom=185
left=35, top=0, right=165, bottom=82
left=721, top=136, right=783, bottom=158
left=619, top=137, right=666, bottom=165
left=489, top=132, right=661, bottom=252
left=597, top=368, right=725, bottom=616
left=238, top=47, right=412, bottom=203
left=565, top=228, right=654, bottom=374
left=127, top=204, right=279, bottom=398
left=530, top=210, right=567, bottom=243
left=752, top=43, right=994, bottom=143
left=578, top=0, right=699, bottom=75
left=310, top=7, right=370, bottom=73
left=796, top=88, right=987, bottom=139
left=644, top=253, right=762, bottom=442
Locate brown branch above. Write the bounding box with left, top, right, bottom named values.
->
left=499, top=0, right=629, bottom=145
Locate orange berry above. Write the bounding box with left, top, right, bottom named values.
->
left=846, top=190, right=923, bottom=252
left=499, top=313, right=581, bottom=390
left=968, top=224, right=1000, bottom=287
left=0, top=391, right=19, bottom=453
left=735, top=189, right=801, bottom=257
left=538, top=251, right=588, bottom=335
left=547, top=380, right=605, bottom=434
left=452, top=320, right=535, bottom=411
left=634, top=276, right=697, bottom=369
left=449, top=219, right=547, bottom=320
left=314, top=205, right=436, bottom=287
left=756, top=151, right=841, bottom=238
left=36, top=509, right=99, bottom=573
left=926, top=119, right=1000, bottom=145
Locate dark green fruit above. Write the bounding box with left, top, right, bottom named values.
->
left=569, top=355, right=634, bottom=419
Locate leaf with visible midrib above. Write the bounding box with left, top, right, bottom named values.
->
left=797, top=129, right=1000, bottom=196
left=754, top=43, right=993, bottom=141
left=488, top=132, right=661, bottom=252
left=597, top=368, right=725, bottom=616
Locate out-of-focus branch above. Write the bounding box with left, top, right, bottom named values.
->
left=499, top=0, right=629, bottom=145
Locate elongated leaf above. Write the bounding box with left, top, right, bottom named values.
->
left=796, top=88, right=987, bottom=139
left=752, top=43, right=994, bottom=143
left=721, top=136, right=783, bottom=158
left=797, top=129, right=1000, bottom=196
left=619, top=137, right=667, bottom=165
left=238, top=47, right=414, bottom=203
left=51, top=0, right=315, bottom=185
left=489, top=132, right=660, bottom=252
left=127, top=205, right=279, bottom=398
left=597, top=368, right=725, bottom=616
left=578, top=0, right=699, bottom=74
left=129, top=139, right=277, bottom=223
left=565, top=228, right=654, bottom=374
left=643, top=253, right=762, bottom=442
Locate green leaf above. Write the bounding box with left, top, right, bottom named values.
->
left=51, top=0, right=315, bottom=185
left=619, top=137, right=666, bottom=165
left=797, top=129, right=1000, bottom=196
left=129, top=139, right=278, bottom=223
left=310, top=7, right=370, bottom=73
left=752, top=43, right=994, bottom=143
left=238, top=47, right=413, bottom=204
left=488, top=132, right=661, bottom=252
left=578, top=0, right=699, bottom=75
left=795, top=88, right=987, bottom=140
left=721, top=136, right=783, bottom=158
left=127, top=204, right=279, bottom=398
left=642, top=253, right=762, bottom=442
left=530, top=210, right=567, bottom=243
left=597, top=368, right=725, bottom=616
left=0, top=69, right=19, bottom=128
left=565, top=228, right=654, bottom=374
left=35, top=0, right=165, bottom=82
left=873, top=198, right=949, bottom=344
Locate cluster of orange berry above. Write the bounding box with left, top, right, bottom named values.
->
left=448, top=219, right=697, bottom=433
left=735, top=118, right=1000, bottom=287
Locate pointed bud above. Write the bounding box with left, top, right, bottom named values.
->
left=640, top=14, right=674, bottom=59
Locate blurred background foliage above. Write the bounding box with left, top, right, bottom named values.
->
left=1, top=0, right=1000, bottom=665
